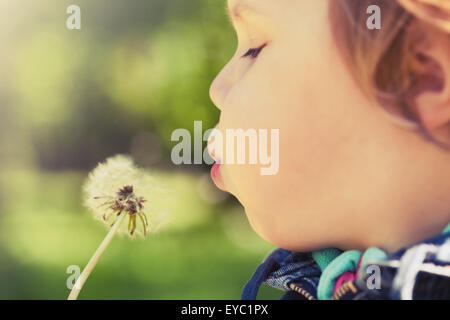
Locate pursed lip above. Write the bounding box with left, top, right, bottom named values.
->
left=206, top=127, right=222, bottom=164
left=210, top=162, right=222, bottom=182
left=207, top=128, right=226, bottom=189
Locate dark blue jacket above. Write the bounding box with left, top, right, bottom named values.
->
left=242, top=231, right=450, bottom=300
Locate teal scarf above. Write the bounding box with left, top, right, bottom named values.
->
left=313, top=222, right=450, bottom=300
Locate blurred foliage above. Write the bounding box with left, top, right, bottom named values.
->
left=0, top=170, right=278, bottom=299
left=2, top=0, right=236, bottom=170
left=0, top=0, right=279, bottom=299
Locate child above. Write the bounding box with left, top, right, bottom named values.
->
left=208, top=0, right=450, bottom=300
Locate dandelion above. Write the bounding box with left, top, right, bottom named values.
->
left=95, top=185, right=149, bottom=236
left=68, top=155, right=167, bottom=300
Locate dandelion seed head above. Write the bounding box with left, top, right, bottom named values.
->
left=83, top=154, right=169, bottom=237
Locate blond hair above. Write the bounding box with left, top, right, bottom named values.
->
left=329, top=0, right=450, bottom=147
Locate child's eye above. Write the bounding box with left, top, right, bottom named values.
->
left=241, top=44, right=266, bottom=59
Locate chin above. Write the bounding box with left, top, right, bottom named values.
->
left=245, top=210, right=322, bottom=253
left=269, top=237, right=324, bottom=253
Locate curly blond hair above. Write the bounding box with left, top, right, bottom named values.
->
left=329, top=0, right=450, bottom=147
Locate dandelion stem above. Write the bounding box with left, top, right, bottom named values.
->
left=67, top=212, right=127, bottom=300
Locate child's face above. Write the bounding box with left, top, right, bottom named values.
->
left=209, top=0, right=443, bottom=251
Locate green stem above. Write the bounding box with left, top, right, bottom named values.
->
left=67, top=212, right=127, bottom=300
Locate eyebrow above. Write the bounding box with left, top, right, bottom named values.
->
left=226, top=2, right=261, bottom=22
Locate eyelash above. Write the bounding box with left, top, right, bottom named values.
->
left=242, top=44, right=266, bottom=59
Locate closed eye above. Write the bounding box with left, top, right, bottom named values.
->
left=241, top=43, right=267, bottom=59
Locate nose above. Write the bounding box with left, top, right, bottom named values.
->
left=209, top=59, right=237, bottom=110
left=209, top=72, right=226, bottom=111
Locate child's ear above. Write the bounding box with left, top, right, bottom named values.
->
left=408, top=23, right=450, bottom=145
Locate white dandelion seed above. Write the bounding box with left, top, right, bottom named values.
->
left=83, top=154, right=168, bottom=237
left=68, top=154, right=169, bottom=300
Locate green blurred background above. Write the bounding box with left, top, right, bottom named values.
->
left=0, top=0, right=280, bottom=299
